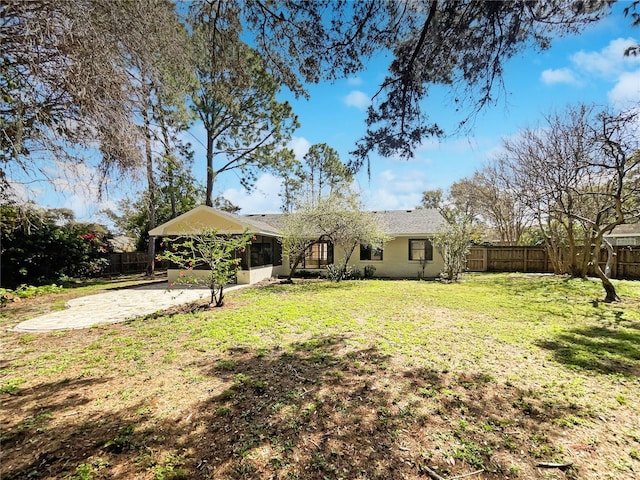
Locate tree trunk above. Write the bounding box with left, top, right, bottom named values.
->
left=206, top=133, right=215, bottom=207
left=598, top=269, right=619, bottom=303
left=287, top=250, right=307, bottom=282
left=592, top=240, right=619, bottom=303
left=143, top=103, right=156, bottom=276
left=156, top=96, right=177, bottom=219
left=603, top=239, right=614, bottom=278
left=212, top=285, right=224, bottom=307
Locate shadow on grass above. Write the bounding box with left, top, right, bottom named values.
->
left=537, top=325, right=640, bottom=377
left=2, top=335, right=599, bottom=480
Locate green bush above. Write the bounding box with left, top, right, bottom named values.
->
left=363, top=265, right=376, bottom=279
left=0, top=284, right=64, bottom=307
left=326, top=264, right=360, bottom=281
left=1, top=204, right=111, bottom=288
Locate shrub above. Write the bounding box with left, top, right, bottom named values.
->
left=363, top=265, right=376, bottom=279
left=1, top=204, right=111, bottom=288
left=326, top=264, right=360, bottom=281
left=0, top=284, right=64, bottom=307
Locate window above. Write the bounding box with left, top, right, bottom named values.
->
left=409, top=239, right=433, bottom=261
left=302, top=241, right=333, bottom=268
left=250, top=242, right=272, bottom=267
left=308, top=242, right=329, bottom=261
left=360, top=243, right=383, bottom=261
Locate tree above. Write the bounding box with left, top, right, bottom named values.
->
left=420, top=189, right=444, bottom=210
left=280, top=143, right=352, bottom=211
left=123, top=1, right=194, bottom=275
left=420, top=187, right=480, bottom=281
left=280, top=191, right=388, bottom=282
left=346, top=1, right=612, bottom=167
left=433, top=211, right=477, bottom=282
left=1, top=0, right=187, bottom=195
left=449, top=165, right=532, bottom=245
left=212, top=196, right=241, bottom=214
left=104, top=160, right=204, bottom=252
left=623, top=1, right=640, bottom=56
left=3, top=0, right=619, bottom=200
left=157, top=229, right=252, bottom=307
left=188, top=1, right=299, bottom=206
left=503, top=105, right=640, bottom=301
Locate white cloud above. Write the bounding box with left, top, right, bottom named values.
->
left=343, top=90, right=371, bottom=110
left=288, top=136, right=312, bottom=160
left=222, top=173, right=283, bottom=214
left=540, top=68, right=580, bottom=86
left=347, top=76, right=363, bottom=86
left=5, top=179, right=42, bottom=204
left=608, top=70, right=640, bottom=108
left=571, top=37, right=640, bottom=79
left=358, top=169, right=426, bottom=211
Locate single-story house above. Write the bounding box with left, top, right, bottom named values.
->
left=149, top=205, right=446, bottom=284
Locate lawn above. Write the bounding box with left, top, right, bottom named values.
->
left=1, top=273, right=639, bottom=479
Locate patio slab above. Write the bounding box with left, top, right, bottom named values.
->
left=12, top=283, right=245, bottom=332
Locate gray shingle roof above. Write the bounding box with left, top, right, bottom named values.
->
left=606, top=223, right=640, bottom=237
left=371, top=209, right=446, bottom=235
left=245, top=209, right=445, bottom=236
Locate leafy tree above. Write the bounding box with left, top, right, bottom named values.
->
left=3, top=0, right=620, bottom=203
left=449, top=166, right=532, bottom=245
left=420, top=188, right=481, bottom=281
left=281, top=191, right=388, bottom=282
left=203, top=1, right=612, bottom=169
left=125, top=2, right=194, bottom=275
left=188, top=1, right=299, bottom=206
left=420, top=189, right=444, bottom=210
left=346, top=1, right=612, bottom=166
left=623, top=1, right=640, bottom=56
left=212, top=196, right=241, bottom=214
left=280, top=143, right=352, bottom=211
left=433, top=212, right=478, bottom=282
left=157, top=229, right=252, bottom=307
left=1, top=203, right=111, bottom=288
left=104, top=162, right=204, bottom=252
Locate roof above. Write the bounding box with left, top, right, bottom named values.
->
left=245, top=208, right=446, bottom=236
left=371, top=209, right=446, bottom=236
left=150, top=206, right=445, bottom=237
left=149, top=205, right=281, bottom=236
left=605, top=223, right=640, bottom=237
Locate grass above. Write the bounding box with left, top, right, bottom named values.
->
left=1, top=273, right=639, bottom=479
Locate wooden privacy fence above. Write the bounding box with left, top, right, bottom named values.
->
left=107, top=252, right=149, bottom=275
left=467, top=246, right=640, bottom=280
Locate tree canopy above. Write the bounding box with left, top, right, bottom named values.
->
left=498, top=104, right=639, bottom=301
left=1, top=0, right=189, bottom=195
left=3, top=0, right=621, bottom=201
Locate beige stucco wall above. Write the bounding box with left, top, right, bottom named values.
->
left=349, top=236, right=444, bottom=279
left=282, top=237, right=444, bottom=279
left=168, top=265, right=283, bottom=286
left=236, top=265, right=284, bottom=284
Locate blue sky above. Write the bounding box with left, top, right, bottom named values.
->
left=203, top=3, right=640, bottom=215
left=13, top=3, right=640, bottom=226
